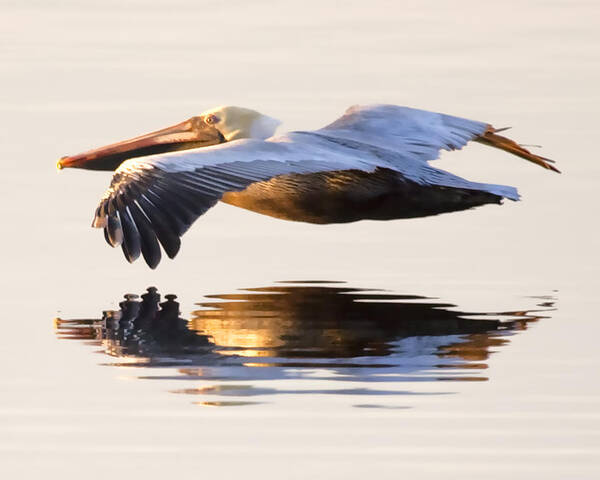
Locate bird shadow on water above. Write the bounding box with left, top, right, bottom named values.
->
left=54, top=282, right=555, bottom=408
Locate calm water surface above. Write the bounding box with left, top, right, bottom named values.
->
left=1, top=1, right=599, bottom=478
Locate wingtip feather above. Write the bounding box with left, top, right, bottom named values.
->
left=477, top=128, right=560, bottom=173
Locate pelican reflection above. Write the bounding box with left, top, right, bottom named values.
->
left=55, top=283, right=553, bottom=405
left=191, top=285, right=543, bottom=363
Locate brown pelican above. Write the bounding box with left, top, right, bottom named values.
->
left=58, top=105, right=558, bottom=268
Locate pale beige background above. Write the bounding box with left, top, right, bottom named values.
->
left=1, top=0, right=599, bottom=478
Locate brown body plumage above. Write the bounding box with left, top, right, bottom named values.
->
left=222, top=168, right=503, bottom=224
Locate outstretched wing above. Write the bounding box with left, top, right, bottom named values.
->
left=318, top=104, right=490, bottom=163
left=92, top=136, right=391, bottom=268
left=319, top=104, right=558, bottom=172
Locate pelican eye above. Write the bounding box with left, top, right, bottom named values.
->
left=204, top=114, right=219, bottom=125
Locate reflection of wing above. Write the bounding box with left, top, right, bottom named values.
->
left=55, top=288, right=212, bottom=361
left=93, top=105, right=550, bottom=267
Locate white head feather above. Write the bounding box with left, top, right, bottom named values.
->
left=202, top=106, right=281, bottom=141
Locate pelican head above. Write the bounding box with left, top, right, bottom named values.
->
left=57, top=106, right=281, bottom=171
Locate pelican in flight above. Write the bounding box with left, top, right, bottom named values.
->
left=58, top=104, right=558, bottom=268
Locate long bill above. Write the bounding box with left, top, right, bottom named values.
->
left=57, top=117, right=226, bottom=171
